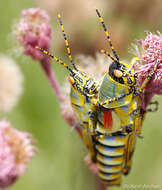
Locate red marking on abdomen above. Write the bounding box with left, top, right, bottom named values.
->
left=104, top=110, right=113, bottom=130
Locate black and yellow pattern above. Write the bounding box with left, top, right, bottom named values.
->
left=35, top=9, right=160, bottom=187
left=96, top=133, right=127, bottom=186
left=57, top=14, right=78, bottom=71
left=95, top=7, right=119, bottom=61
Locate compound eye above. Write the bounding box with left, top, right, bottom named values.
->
left=68, top=76, right=75, bottom=85
left=114, top=69, right=123, bottom=78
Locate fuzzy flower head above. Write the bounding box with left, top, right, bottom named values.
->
left=15, top=8, right=52, bottom=60
left=142, top=32, right=162, bottom=63
left=75, top=52, right=111, bottom=82
left=135, top=32, right=162, bottom=93
left=0, top=120, right=36, bottom=189
left=0, top=55, right=23, bottom=113
left=133, top=32, right=162, bottom=109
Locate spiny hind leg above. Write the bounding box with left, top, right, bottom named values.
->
left=82, top=128, right=97, bottom=163
left=122, top=132, right=136, bottom=175
left=123, top=116, right=143, bottom=175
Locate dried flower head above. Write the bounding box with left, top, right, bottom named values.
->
left=133, top=32, right=162, bottom=109
left=0, top=55, right=23, bottom=113
left=15, top=8, right=52, bottom=60
left=75, top=52, right=111, bottom=82
left=60, top=96, right=77, bottom=127
left=0, top=120, right=36, bottom=189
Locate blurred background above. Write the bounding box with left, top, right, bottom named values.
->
left=0, top=0, right=162, bottom=189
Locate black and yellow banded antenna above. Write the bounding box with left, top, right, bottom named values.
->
left=35, top=46, right=73, bottom=73
left=57, top=14, right=78, bottom=71
left=94, top=7, right=119, bottom=61
left=100, top=49, right=116, bottom=62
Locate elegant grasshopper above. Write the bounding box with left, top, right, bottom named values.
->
left=88, top=8, right=160, bottom=186
left=36, top=8, right=160, bottom=187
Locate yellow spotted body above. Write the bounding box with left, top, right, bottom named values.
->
left=92, top=60, right=143, bottom=185
left=36, top=9, right=160, bottom=187
left=70, top=81, right=97, bottom=159
left=91, top=55, right=161, bottom=186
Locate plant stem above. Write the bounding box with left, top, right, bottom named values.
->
left=40, top=58, right=65, bottom=103
left=97, top=178, right=107, bottom=190
left=40, top=58, right=82, bottom=137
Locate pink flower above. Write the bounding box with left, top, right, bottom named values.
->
left=140, top=32, right=162, bottom=68
left=0, top=120, right=36, bottom=188
left=134, top=32, right=162, bottom=109
left=16, top=8, right=52, bottom=61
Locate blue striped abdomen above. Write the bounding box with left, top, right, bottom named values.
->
left=95, top=133, right=127, bottom=186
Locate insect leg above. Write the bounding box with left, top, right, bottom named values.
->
left=122, top=116, right=140, bottom=175
left=130, top=57, right=140, bottom=65
left=122, top=131, right=136, bottom=175
left=137, top=59, right=161, bottom=94
left=88, top=111, right=97, bottom=135
left=82, top=128, right=96, bottom=160
left=91, top=88, right=133, bottom=107
left=146, top=101, right=159, bottom=112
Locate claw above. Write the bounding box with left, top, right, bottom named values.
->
left=146, top=101, right=159, bottom=112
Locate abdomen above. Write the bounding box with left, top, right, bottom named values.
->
left=95, top=132, right=129, bottom=186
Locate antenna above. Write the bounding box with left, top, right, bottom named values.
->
left=35, top=46, right=73, bottom=73
left=95, top=7, right=119, bottom=61
left=57, top=14, right=78, bottom=70
left=100, top=49, right=116, bottom=62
